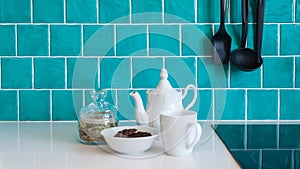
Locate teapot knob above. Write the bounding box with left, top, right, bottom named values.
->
left=160, top=68, right=168, bottom=80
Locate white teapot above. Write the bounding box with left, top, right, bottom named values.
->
left=130, top=68, right=197, bottom=130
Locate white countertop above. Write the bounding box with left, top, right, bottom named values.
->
left=0, top=122, right=240, bottom=169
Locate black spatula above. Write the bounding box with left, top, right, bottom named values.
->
left=212, top=0, right=232, bottom=64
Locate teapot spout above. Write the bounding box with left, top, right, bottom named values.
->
left=130, top=91, right=149, bottom=126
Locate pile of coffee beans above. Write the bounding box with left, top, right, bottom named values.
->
left=114, top=128, right=152, bottom=138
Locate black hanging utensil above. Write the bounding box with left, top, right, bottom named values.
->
left=212, top=0, right=232, bottom=64
left=231, top=0, right=264, bottom=71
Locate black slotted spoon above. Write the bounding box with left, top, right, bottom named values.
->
left=212, top=0, right=232, bottom=64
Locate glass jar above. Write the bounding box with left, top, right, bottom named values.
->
left=78, top=89, right=118, bottom=144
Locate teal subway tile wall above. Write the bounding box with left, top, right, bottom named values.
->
left=0, top=0, right=299, bottom=122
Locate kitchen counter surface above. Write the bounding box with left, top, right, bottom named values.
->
left=0, top=122, right=240, bottom=169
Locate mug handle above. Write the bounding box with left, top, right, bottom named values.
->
left=186, top=123, right=202, bottom=150
left=182, top=84, right=197, bottom=110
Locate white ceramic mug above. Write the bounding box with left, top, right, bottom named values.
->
left=160, top=110, right=202, bottom=156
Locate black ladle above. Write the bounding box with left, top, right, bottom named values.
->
left=212, top=0, right=232, bottom=64
left=231, top=0, right=265, bottom=71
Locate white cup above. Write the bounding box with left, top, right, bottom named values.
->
left=160, top=110, right=202, bottom=156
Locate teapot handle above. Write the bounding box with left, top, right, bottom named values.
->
left=182, top=84, right=197, bottom=110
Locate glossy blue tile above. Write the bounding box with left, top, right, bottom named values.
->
left=116, top=25, right=147, bottom=56
left=165, top=57, right=196, bottom=87
left=194, top=90, right=213, bottom=120
left=52, top=90, right=82, bottom=121
left=132, top=58, right=163, bottom=88
left=0, top=25, right=16, bottom=56
left=0, top=90, right=18, bottom=121
left=182, top=25, right=213, bottom=56
left=297, top=58, right=300, bottom=88
left=231, top=150, right=260, bottom=169
left=20, top=90, right=50, bottom=121
left=149, top=25, right=179, bottom=56
left=247, top=125, right=277, bottom=149
left=117, top=90, right=137, bottom=120
left=262, top=150, right=292, bottom=169
left=67, top=58, right=98, bottom=89
left=34, top=58, right=65, bottom=89
left=1, top=58, right=32, bottom=89
left=83, top=25, right=114, bottom=56
left=230, top=64, right=261, bottom=88
left=50, top=25, right=81, bottom=56
left=295, top=150, right=300, bottom=169
left=197, top=0, right=220, bottom=23
left=215, top=125, right=245, bottom=149
left=279, top=125, right=300, bottom=148
left=164, top=0, right=194, bottom=23
left=197, top=58, right=228, bottom=88
left=99, top=0, right=130, bottom=23
left=247, top=24, right=278, bottom=55
left=215, top=90, right=245, bottom=120
left=281, top=25, right=300, bottom=55
left=18, top=25, right=48, bottom=56
left=264, top=0, right=293, bottom=23
left=100, top=58, right=130, bottom=88
left=0, top=0, right=30, bottom=22
left=66, top=0, right=97, bottom=23
left=263, top=58, right=293, bottom=88
left=132, top=0, right=162, bottom=23
left=247, top=90, right=278, bottom=120
left=280, top=90, right=300, bottom=120
left=33, top=0, right=64, bottom=23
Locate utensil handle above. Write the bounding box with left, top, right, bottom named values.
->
left=256, top=0, right=265, bottom=62
left=241, top=0, right=248, bottom=48
left=182, top=84, right=197, bottom=110
left=220, top=0, right=226, bottom=27
left=186, top=123, right=202, bottom=150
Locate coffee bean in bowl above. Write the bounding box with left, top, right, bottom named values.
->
left=101, top=126, right=158, bottom=154
left=114, top=128, right=152, bottom=138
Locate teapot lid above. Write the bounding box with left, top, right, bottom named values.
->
left=152, top=68, right=177, bottom=94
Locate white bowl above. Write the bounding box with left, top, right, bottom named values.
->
left=101, top=126, right=159, bottom=154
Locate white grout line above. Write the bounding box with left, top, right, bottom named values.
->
left=212, top=89, right=215, bottom=122
left=64, top=0, right=66, bottom=23
left=162, top=0, right=165, bottom=23
left=259, top=150, right=263, bottom=169
left=65, top=57, right=67, bottom=89
left=114, top=24, right=117, bottom=56
left=17, top=89, right=20, bottom=121
left=81, top=24, right=84, bottom=56
left=244, top=123, right=247, bottom=149
left=245, top=89, right=248, bottom=121
left=179, top=24, right=182, bottom=56
left=129, top=0, right=132, bottom=24
left=194, top=0, right=197, bottom=23
left=146, top=24, right=150, bottom=56
left=294, top=56, right=296, bottom=88
left=48, top=24, right=51, bottom=56
left=278, top=24, right=280, bottom=56
left=82, top=89, right=86, bottom=106
left=98, top=57, right=100, bottom=89
left=278, top=89, right=280, bottom=121
left=195, top=57, right=198, bottom=87
left=162, top=56, right=166, bottom=68
left=30, top=0, right=33, bottom=23
left=130, top=57, right=133, bottom=89
left=291, top=150, right=295, bottom=169
left=96, top=0, right=99, bottom=23
left=261, top=64, right=264, bottom=88
left=32, top=57, right=34, bottom=89
left=293, top=0, right=296, bottom=23
left=15, top=24, right=18, bottom=56
left=50, top=89, right=53, bottom=121
left=227, top=0, right=230, bottom=23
